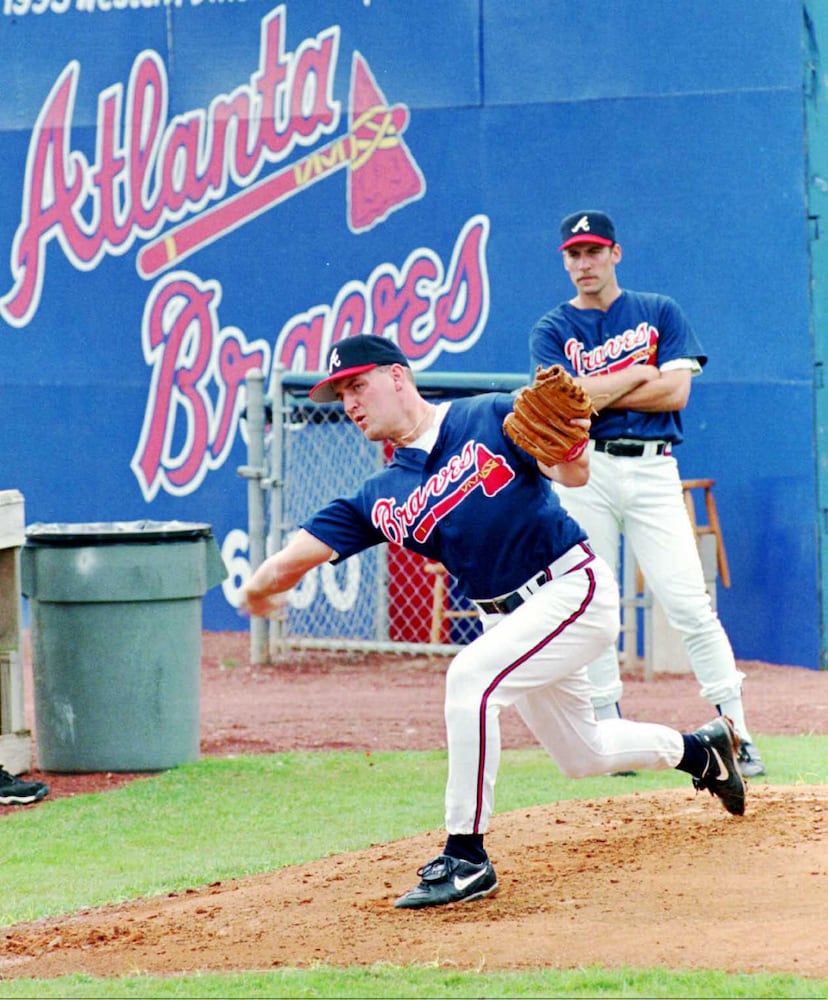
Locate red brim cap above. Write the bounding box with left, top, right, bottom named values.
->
left=558, top=233, right=615, bottom=251
left=309, top=363, right=377, bottom=403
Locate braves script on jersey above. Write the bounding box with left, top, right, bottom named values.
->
left=529, top=290, right=707, bottom=443
left=302, top=393, right=585, bottom=599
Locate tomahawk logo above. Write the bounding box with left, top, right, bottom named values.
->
left=136, top=47, right=425, bottom=279
left=0, top=6, right=426, bottom=325
left=412, top=444, right=515, bottom=543
left=371, top=441, right=514, bottom=546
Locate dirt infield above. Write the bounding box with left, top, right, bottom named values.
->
left=1, top=633, right=827, bottom=980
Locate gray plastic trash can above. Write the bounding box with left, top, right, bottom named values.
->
left=20, top=520, right=227, bottom=773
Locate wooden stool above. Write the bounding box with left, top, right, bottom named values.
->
left=680, top=478, right=731, bottom=588
left=425, top=562, right=479, bottom=644
left=631, top=477, right=731, bottom=593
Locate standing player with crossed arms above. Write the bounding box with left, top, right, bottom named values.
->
left=242, top=333, right=746, bottom=910
left=529, top=210, right=764, bottom=777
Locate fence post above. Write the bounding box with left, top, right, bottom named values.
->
left=268, top=365, right=287, bottom=660
left=238, top=369, right=269, bottom=665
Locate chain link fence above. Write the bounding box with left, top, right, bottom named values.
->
left=241, top=367, right=526, bottom=663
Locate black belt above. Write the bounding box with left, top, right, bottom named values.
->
left=474, top=543, right=595, bottom=616
left=594, top=440, right=671, bottom=457
left=475, top=571, right=548, bottom=616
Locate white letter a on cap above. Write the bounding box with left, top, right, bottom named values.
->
left=572, top=215, right=590, bottom=233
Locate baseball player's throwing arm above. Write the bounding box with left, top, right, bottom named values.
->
left=242, top=529, right=334, bottom=618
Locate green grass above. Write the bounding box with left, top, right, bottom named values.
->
left=1, top=966, right=826, bottom=999
left=0, top=736, right=825, bottom=998
left=2, top=735, right=825, bottom=928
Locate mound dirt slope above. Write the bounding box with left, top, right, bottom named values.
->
left=2, top=636, right=827, bottom=980
left=1, top=785, right=826, bottom=980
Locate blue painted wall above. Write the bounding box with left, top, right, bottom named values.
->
left=0, top=0, right=819, bottom=667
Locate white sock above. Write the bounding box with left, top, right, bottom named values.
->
left=717, top=697, right=751, bottom=743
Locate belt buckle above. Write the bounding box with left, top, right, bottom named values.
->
left=482, top=591, right=521, bottom=615
left=481, top=568, right=550, bottom=615
left=499, top=592, right=523, bottom=614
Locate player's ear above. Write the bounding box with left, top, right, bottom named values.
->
left=391, top=364, right=406, bottom=391
left=611, top=242, right=622, bottom=264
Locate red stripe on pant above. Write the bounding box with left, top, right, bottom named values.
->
left=471, top=567, right=598, bottom=834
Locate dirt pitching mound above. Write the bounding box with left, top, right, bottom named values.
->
left=2, top=784, right=826, bottom=981
left=4, top=638, right=827, bottom=981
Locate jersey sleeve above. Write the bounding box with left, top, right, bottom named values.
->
left=301, top=494, right=385, bottom=564
left=653, top=296, right=707, bottom=368
left=528, top=309, right=571, bottom=373
left=660, top=357, right=703, bottom=375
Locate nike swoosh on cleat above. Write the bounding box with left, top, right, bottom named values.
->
left=710, top=747, right=730, bottom=782
left=453, top=868, right=488, bottom=892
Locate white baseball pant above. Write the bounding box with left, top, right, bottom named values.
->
left=554, top=448, right=745, bottom=712
left=443, top=550, right=684, bottom=835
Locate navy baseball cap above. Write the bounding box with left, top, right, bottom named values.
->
left=309, top=335, right=410, bottom=402
left=558, top=211, right=617, bottom=250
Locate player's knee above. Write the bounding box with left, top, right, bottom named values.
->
left=557, top=755, right=602, bottom=779
left=699, top=678, right=745, bottom=705
left=665, top=601, right=719, bottom=634
left=444, top=648, right=480, bottom=706
left=553, top=731, right=613, bottom=778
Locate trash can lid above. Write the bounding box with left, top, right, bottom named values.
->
left=24, top=520, right=216, bottom=546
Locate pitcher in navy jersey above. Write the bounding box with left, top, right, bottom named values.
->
left=529, top=210, right=764, bottom=778
left=242, top=334, right=746, bottom=909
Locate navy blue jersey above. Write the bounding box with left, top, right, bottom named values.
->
left=302, top=393, right=586, bottom=599
left=529, top=290, right=706, bottom=444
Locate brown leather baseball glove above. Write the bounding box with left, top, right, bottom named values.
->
left=503, top=365, right=594, bottom=465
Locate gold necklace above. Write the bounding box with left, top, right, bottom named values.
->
left=393, top=405, right=434, bottom=446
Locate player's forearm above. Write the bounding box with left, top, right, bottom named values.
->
left=245, top=556, right=305, bottom=600
left=242, top=529, right=333, bottom=616
left=539, top=447, right=590, bottom=487
left=576, top=366, right=657, bottom=412
left=609, top=369, right=691, bottom=412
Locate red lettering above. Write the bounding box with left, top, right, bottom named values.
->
left=370, top=440, right=477, bottom=543
left=2, top=7, right=342, bottom=327
left=277, top=312, right=328, bottom=373
left=159, top=118, right=212, bottom=215
left=372, top=259, right=435, bottom=355
left=290, top=33, right=338, bottom=139
left=92, top=91, right=129, bottom=247
left=128, top=54, right=166, bottom=232
left=273, top=216, right=491, bottom=374
left=1, top=66, right=87, bottom=324
left=131, top=275, right=271, bottom=501
left=432, top=219, right=488, bottom=346
left=251, top=10, right=291, bottom=151
left=565, top=323, right=659, bottom=375
left=329, top=289, right=368, bottom=345
left=213, top=334, right=267, bottom=460
left=134, top=278, right=215, bottom=495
